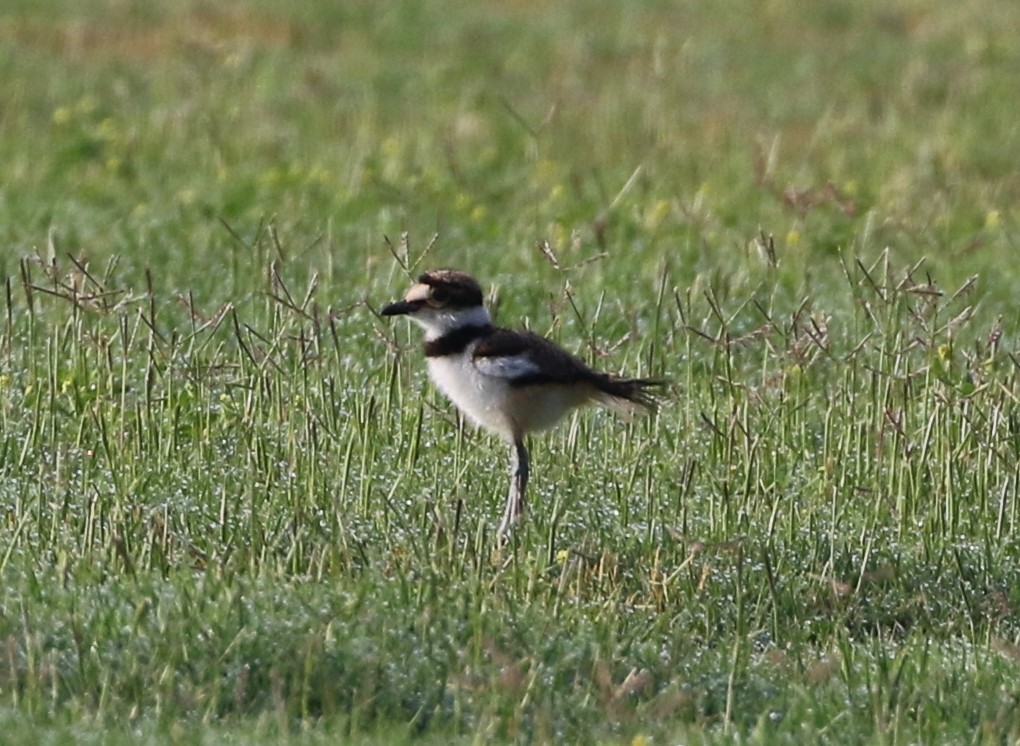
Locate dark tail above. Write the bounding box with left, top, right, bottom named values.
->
left=592, top=375, right=667, bottom=416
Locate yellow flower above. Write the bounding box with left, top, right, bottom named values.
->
left=380, top=136, right=401, bottom=162
left=52, top=106, right=72, bottom=126
left=260, top=167, right=284, bottom=187
left=785, top=230, right=801, bottom=247
left=644, top=199, right=671, bottom=231
left=985, top=210, right=1000, bottom=229
left=308, top=164, right=331, bottom=185
left=534, top=159, right=563, bottom=190
left=75, top=95, right=97, bottom=115
left=550, top=222, right=569, bottom=248
left=97, top=117, right=118, bottom=140
left=534, top=159, right=558, bottom=182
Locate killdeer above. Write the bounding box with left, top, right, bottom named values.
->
left=381, top=269, right=662, bottom=539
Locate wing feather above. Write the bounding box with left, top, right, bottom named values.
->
left=472, top=328, right=591, bottom=385
left=471, top=326, right=665, bottom=411
left=473, top=353, right=542, bottom=380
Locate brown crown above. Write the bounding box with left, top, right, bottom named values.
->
left=415, top=269, right=484, bottom=308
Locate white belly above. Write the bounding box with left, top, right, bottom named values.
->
left=427, top=354, right=513, bottom=436
left=426, top=353, right=590, bottom=439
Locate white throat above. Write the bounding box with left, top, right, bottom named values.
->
left=412, top=305, right=492, bottom=340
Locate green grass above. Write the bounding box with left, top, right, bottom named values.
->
left=2, top=0, right=1020, bottom=742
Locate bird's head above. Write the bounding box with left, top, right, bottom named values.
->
left=381, top=269, right=490, bottom=339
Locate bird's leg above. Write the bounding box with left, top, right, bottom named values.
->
left=498, top=437, right=530, bottom=540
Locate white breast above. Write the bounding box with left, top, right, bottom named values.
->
left=427, top=350, right=515, bottom=438
left=426, top=345, right=592, bottom=440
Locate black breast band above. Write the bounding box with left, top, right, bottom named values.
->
left=424, top=324, right=494, bottom=357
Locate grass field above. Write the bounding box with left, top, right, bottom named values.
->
left=2, top=0, right=1020, bottom=743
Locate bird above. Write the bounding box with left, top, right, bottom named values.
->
left=381, top=269, right=663, bottom=540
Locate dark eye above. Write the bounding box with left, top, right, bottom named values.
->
left=429, top=286, right=449, bottom=305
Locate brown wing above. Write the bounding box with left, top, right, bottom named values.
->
left=472, top=329, right=597, bottom=387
